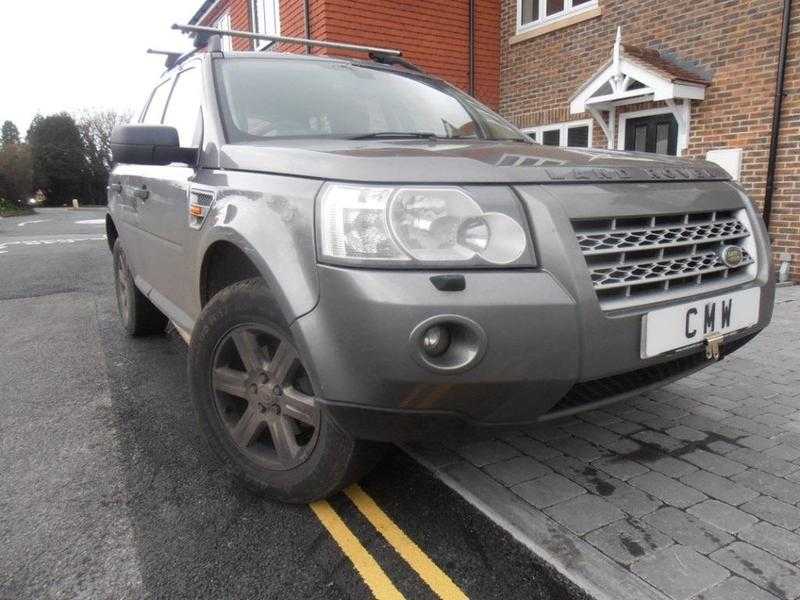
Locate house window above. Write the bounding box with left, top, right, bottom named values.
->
left=525, top=120, right=593, bottom=148
left=252, top=0, right=281, bottom=48
left=215, top=13, right=232, bottom=51
left=518, top=0, right=598, bottom=33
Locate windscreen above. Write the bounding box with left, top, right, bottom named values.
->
left=214, top=58, right=525, bottom=142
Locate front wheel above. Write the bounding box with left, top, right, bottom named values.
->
left=188, top=278, right=383, bottom=503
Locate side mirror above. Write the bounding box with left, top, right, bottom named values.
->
left=111, top=124, right=198, bottom=166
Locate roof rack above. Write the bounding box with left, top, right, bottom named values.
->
left=172, top=23, right=402, bottom=57
left=147, top=49, right=187, bottom=70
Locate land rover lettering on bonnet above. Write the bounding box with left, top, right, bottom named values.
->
left=106, top=24, right=775, bottom=502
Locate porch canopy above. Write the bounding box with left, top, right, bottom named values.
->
left=569, top=28, right=709, bottom=153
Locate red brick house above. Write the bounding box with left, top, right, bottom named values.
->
left=187, top=0, right=798, bottom=280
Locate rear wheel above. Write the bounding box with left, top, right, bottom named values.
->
left=188, top=278, right=383, bottom=503
left=113, top=239, right=167, bottom=336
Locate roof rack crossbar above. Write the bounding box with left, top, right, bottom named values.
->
left=172, top=23, right=402, bottom=57
left=147, top=48, right=186, bottom=69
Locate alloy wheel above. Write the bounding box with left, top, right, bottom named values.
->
left=210, top=324, right=321, bottom=471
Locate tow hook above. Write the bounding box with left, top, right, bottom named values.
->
left=705, top=333, right=725, bottom=361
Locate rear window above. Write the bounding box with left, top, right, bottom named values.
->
left=213, top=58, right=525, bottom=143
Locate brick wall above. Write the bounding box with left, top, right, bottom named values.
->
left=198, top=0, right=500, bottom=107
left=501, top=0, right=799, bottom=279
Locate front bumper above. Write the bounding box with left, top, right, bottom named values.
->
left=290, top=182, right=775, bottom=441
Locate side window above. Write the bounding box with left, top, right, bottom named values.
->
left=162, top=68, right=202, bottom=147
left=141, top=80, right=172, bottom=124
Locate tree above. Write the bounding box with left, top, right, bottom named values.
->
left=26, top=113, right=86, bottom=205
left=76, top=109, right=131, bottom=204
left=1, top=120, right=20, bottom=146
left=0, top=143, right=33, bottom=205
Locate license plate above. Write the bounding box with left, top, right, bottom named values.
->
left=641, top=288, right=760, bottom=358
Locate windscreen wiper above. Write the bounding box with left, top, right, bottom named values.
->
left=348, top=131, right=439, bottom=140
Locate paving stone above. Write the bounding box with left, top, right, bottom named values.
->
left=483, top=456, right=551, bottom=486
left=738, top=522, right=800, bottom=563
left=584, top=517, right=673, bottom=565
left=721, top=416, right=780, bottom=437
left=710, top=542, right=800, bottom=600
left=620, top=408, right=661, bottom=424
left=592, top=455, right=650, bottom=481
left=681, top=449, right=748, bottom=477
left=726, top=448, right=799, bottom=478
left=511, top=473, right=585, bottom=509
left=547, top=435, right=609, bottom=461
left=603, top=418, right=644, bottom=436
left=543, top=493, right=625, bottom=535
left=706, top=440, right=740, bottom=454
left=732, top=469, right=800, bottom=505
left=500, top=433, right=563, bottom=460
left=548, top=456, right=662, bottom=517
left=740, top=496, right=800, bottom=530
left=523, top=424, right=571, bottom=443
left=561, top=422, right=620, bottom=448
left=643, top=507, right=733, bottom=554
left=638, top=453, right=699, bottom=478
left=629, top=471, right=707, bottom=509
left=696, top=576, right=781, bottom=600
left=775, top=432, right=800, bottom=449
left=697, top=395, right=740, bottom=410
left=603, top=437, right=643, bottom=455
left=631, top=545, right=729, bottom=600
left=632, top=429, right=686, bottom=452
left=679, top=470, right=759, bottom=506
left=666, top=425, right=708, bottom=442
left=765, top=443, right=800, bottom=461
left=577, top=410, right=618, bottom=425
left=740, top=435, right=780, bottom=451
left=455, top=440, right=520, bottom=467
left=687, top=501, right=758, bottom=534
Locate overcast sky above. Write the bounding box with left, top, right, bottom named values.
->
left=1, top=0, right=202, bottom=136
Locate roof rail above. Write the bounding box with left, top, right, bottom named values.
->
left=171, top=23, right=403, bottom=57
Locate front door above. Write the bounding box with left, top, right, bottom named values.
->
left=135, top=64, right=204, bottom=330
left=624, top=113, right=678, bottom=156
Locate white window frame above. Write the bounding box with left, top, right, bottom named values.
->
left=251, top=0, right=281, bottom=49
left=617, top=107, right=688, bottom=157
left=215, top=13, right=232, bottom=51
left=516, top=0, right=599, bottom=35
left=523, top=119, right=593, bottom=148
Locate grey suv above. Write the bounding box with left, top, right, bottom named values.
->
left=108, top=36, right=774, bottom=503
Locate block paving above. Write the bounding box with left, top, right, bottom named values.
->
left=411, top=287, right=800, bottom=599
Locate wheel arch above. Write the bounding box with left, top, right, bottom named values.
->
left=200, top=239, right=267, bottom=307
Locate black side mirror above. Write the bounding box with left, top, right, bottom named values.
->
left=111, top=124, right=198, bottom=166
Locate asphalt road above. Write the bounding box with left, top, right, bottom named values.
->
left=0, top=208, right=579, bottom=600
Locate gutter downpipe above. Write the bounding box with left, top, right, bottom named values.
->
left=763, top=0, right=793, bottom=228
left=468, top=0, right=476, bottom=96
left=303, top=0, right=311, bottom=54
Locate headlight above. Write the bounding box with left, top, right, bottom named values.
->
left=317, top=183, right=533, bottom=267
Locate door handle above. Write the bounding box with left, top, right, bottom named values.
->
left=133, top=186, right=149, bottom=201
left=109, top=182, right=122, bottom=194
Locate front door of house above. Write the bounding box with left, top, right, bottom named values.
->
left=624, top=114, right=678, bottom=156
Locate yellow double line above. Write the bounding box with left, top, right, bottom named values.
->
left=310, top=484, right=468, bottom=600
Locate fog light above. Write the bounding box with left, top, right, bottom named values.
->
left=422, top=325, right=450, bottom=357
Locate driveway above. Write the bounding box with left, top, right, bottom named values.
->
left=411, top=286, right=800, bottom=600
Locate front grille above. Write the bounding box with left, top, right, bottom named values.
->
left=543, top=333, right=756, bottom=418
left=573, top=210, right=756, bottom=308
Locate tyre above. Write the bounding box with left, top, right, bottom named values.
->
left=113, top=239, right=168, bottom=336
left=188, top=278, right=383, bottom=503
